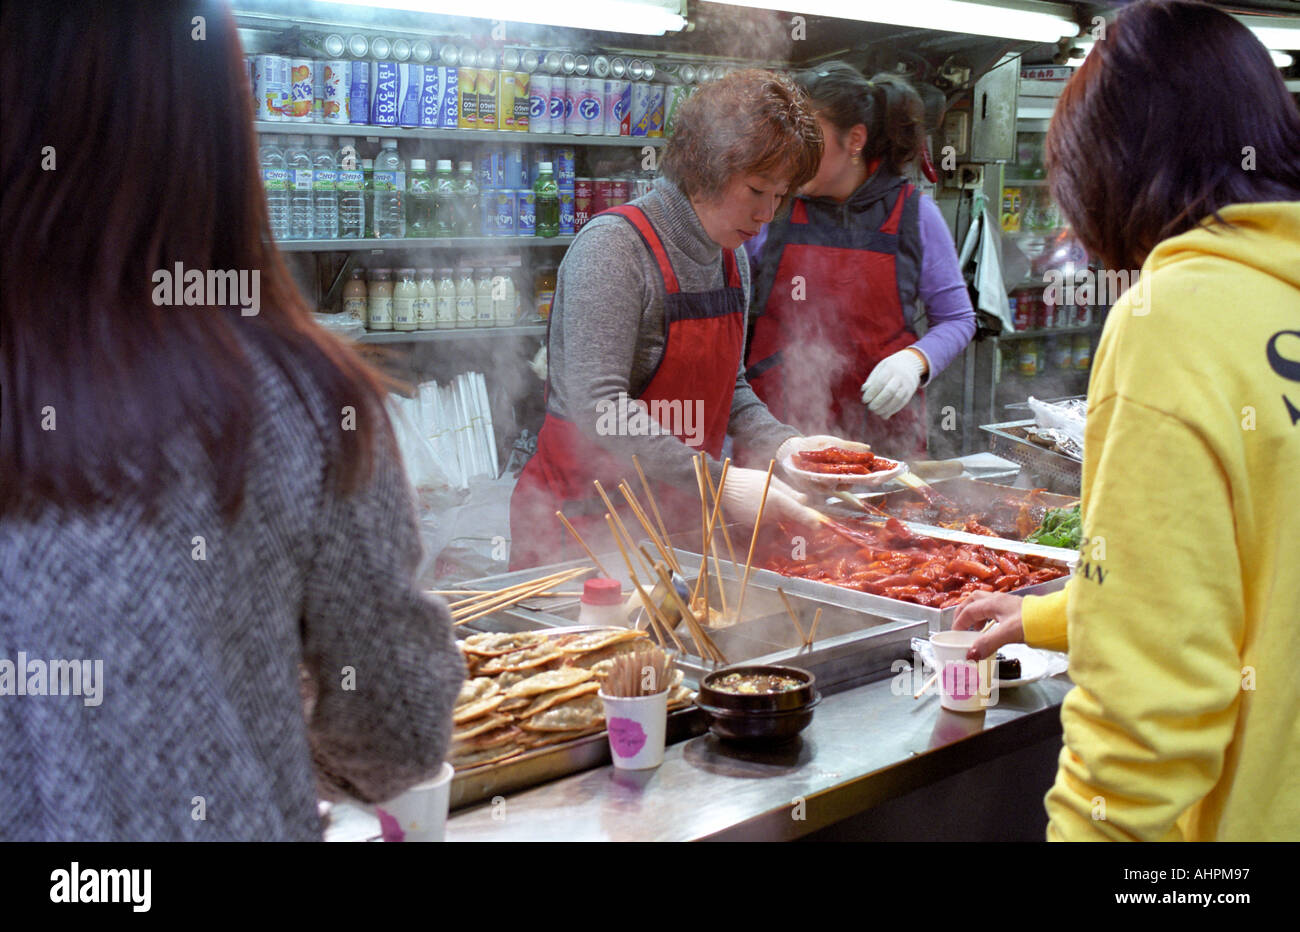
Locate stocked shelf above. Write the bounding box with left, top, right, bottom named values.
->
left=356, top=324, right=547, bottom=343
left=996, top=323, right=1101, bottom=341
left=276, top=235, right=575, bottom=252
left=253, top=120, right=666, bottom=148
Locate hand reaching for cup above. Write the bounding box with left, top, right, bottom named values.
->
left=951, top=591, right=1026, bottom=661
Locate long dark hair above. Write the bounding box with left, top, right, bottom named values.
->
left=1046, top=0, right=1300, bottom=271
left=1, top=0, right=391, bottom=519
left=796, top=62, right=925, bottom=175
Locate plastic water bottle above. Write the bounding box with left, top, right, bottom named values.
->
left=309, top=135, right=338, bottom=240
left=362, top=158, right=375, bottom=238
left=534, top=161, right=559, bottom=238
left=372, top=139, right=406, bottom=238
left=335, top=137, right=365, bottom=238
left=259, top=135, right=290, bottom=241
left=406, top=158, right=435, bottom=237
left=432, top=159, right=457, bottom=238
left=454, top=160, right=479, bottom=237
left=284, top=134, right=314, bottom=240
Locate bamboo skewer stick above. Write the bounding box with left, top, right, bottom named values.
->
left=702, top=462, right=742, bottom=576
left=434, top=589, right=610, bottom=598
left=619, top=482, right=681, bottom=577
left=806, top=607, right=823, bottom=648
left=452, top=567, right=592, bottom=625
left=651, top=562, right=716, bottom=662
left=594, top=480, right=658, bottom=579
left=775, top=587, right=807, bottom=644
left=700, top=460, right=733, bottom=619
left=914, top=671, right=940, bottom=700
left=555, top=510, right=614, bottom=579
left=731, top=459, right=776, bottom=628
left=694, top=455, right=711, bottom=638
left=604, top=513, right=676, bottom=648
left=632, top=454, right=675, bottom=560
left=691, top=457, right=731, bottom=607
left=448, top=565, right=588, bottom=616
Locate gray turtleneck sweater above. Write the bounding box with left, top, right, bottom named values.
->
left=546, top=176, right=799, bottom=491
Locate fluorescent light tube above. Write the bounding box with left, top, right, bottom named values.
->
left=719, top=1, right=1078, bottom=43
left=326, top=0, right=687, bottom=36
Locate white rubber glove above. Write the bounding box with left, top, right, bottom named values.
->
left=860, top=349, right=927, bottom=418
left=720, top=466, right=823, bottom=529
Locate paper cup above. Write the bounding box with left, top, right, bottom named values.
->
left=371, top=761, right=454, bottom=841
left=930, top=631, right=997, bottom=712
left=600, top=691, right=668, bottom=770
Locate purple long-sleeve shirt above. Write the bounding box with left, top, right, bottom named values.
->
left=745, top=193, right=975, bottom=383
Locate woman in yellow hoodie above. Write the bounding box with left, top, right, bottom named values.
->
left=952, top=0, right=1300, bottom=841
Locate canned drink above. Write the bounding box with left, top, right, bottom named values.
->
left=543, top=51, right=563, bottom=74
left=246, top=57, right=256, bottom=118
left=562, top=77, right=576, bottom=132
left=392, top=38, right=411, bottom=62
left=630, top=81, right=653, bottom=136
left=642, top=61, right=656, bottom=82
left=555, top=146, right=576, bottom=189
left=515, top=189, right=536, bottom=236
left=568, top=76, right=591, bottom=135
left=347, top=34, right=369, bottom=58
left=574, top=54, right=590, bottom=76
left=547, top=76, right=565, bottom=133
left=529, top=73, right=552, bottom=133
left=609, top=179, right=630, bottom=207
left=458, top=66, right=479, bottom=128
left=505, top=145, right=524, bottom=187
left=348, top=55, right=370, bottom=123
left=678, top=63, right=697, bottom=84
left=460, top=47, right=481, bottom=68
left=440, top=67, right=459, bottom=128
left=491, top=190, right=516, bottom=236
left=321, top=60, right=349, bottom=123
left=502, top=48, right=520, bottom=71
left=476, top=67, right=498, bottom=130
left=288, top=58, right=314, bottom=121
left=561, top=52, right=577, bottom=75
left=575, top=178, right=594, bottom=229
left=559, top=191, right=575, bottom=235
left=610, top=57, right=627, bottom=79
left=605, top=79, right=631, bottom=135
left=412, top=39, right=433, bottom=63
left=477, top=149, right=503, bottom=189
left=696, top=65, right=712, bottom=83
left=418, top=65, right=442, bottom=127
left=370, top=60, right=400, bottom=126
left=592, top=178, right=610, bottom=216
left=628, top=59, right=645, bottom=80
left=478, top=49, right=498, bottom=70
left=398, top=63, right=423, bottom=127
left=438, top=44, right=459, bottom=65
left=302, top=33, right=346, bottom=58
left=513, top=72, right=530, bottom=131
left=591, top=56, right=610, bottom=79
left=479, top=196, right=494, bottom=238
left=370, top=36, right=392, bottom=60
left=521, top=49, right=541, bottom=73
left=647, top=83, right=666, bottom=137
left=252, top=54, right=289, bottom=121
left=497, top=70, right=517, bottom=130
left=663, top=84, right=690, bottom=136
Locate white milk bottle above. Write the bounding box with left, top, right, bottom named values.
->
left=436, top=268, right=457, bottom=329
left=492, top=267, right=517, bottom=326
left=392, top=267, right=418, bottom=332
left=367, top=268, right=393, bottom=330
left=455, top=268, right=476, bottom=329
left=474, top=268, right=494, bottom=327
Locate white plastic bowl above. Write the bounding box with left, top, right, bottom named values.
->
left=780, top=441, right=909, bottom=491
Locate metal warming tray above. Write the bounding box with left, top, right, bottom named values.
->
left=980, top=419, right=1082, bottom=495
left=843, top=477, right=1078, bottom=528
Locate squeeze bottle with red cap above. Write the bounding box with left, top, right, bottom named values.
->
left=577, top=578, right=627, bottom=627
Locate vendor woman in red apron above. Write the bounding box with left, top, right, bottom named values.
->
left=510, top=71, right=849, bottom=570
left=746, top=63, right=976, bottom=459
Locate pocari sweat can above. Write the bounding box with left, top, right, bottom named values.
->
left=440, top=67, right=459, bottom=128
left=398, top=63, right=423, bottom=127
left=418, top=66, right=442, bottom=127
left=349, top=57, right=371, bottom=124
left=370, top=60, right=400, bottom=126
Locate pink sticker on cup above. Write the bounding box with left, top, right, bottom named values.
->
left=943, top=661, right=981, bottom=701
left=376, top=807, right=406, bottom=843
left=607, top=716, right=648, bottom=758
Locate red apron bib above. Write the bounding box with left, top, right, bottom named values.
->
left=746, top=179, right=928, bottom=459
left=509, top=205, right=745, bottom=570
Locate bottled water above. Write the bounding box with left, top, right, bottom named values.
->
left=432, top=159, right=457, bottom=238
left=309, top=135, right=338, bottom=240
left=284, top=134, right=314, bottom=239
left=259, top=135, right=290, bottom=241
left=454, top=161, right=479, bottom=237
left=335, top=137, right=365, bottom=238
left=372, top=139, right=406, bottom=238
left=406, top=158, right=435, bottom=237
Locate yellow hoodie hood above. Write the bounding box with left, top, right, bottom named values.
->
left=1147, top=200, right=1300, bottom=292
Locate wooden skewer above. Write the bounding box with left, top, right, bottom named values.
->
left=703, top=461, right=742, bottom=576
left=913, top=671, right=940, bottom=700
left=594, top=480, right=658, bottom=579
left=604, top=513, right=676, bottom=647
left=448, top=565, right=588, bottom=616
left=632, top=454, right=675, bottom=559
left=806, top=607, right=823, bottom=648
left=693, top=454, right=711, bottom=633
left=690, top=456, right=730, bottom=606
left=434, top=589, right=609, bottom=598
left=452, top=567, right=592, bottom=625
left=775, top=587, right=807, bottom=643
left=619, top=482, right=681, bottom=577
left=731, top=459, right=776, bottom=628
left=701, top=459, right=733, bottom=619
left=555, top=510, right=614, bottom=579
left=650, top=563, right=711, bottom=660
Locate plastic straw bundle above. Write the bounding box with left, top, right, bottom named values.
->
left=417, top=372, right=501, bottom=487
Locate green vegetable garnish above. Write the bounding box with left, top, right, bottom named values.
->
left=1026, top=503, right=1082, bottom=548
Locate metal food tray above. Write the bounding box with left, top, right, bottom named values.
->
left=843, top=477, right=1078, bottom=526
left=980, top=419, right=1082, bottom=495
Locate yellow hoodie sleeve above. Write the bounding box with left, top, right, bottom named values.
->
left=1044, top=395, right=1244, bottom=842
left=1021, top=587, right=1069, bottom=652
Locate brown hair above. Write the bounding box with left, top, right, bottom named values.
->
left=797, top=63, right=925, bottom=176
left=0, top=0, right=392, bottom=519
left=1046, top=0, right=1300, bottom=271
left=663, top=69, right=822, bottom=206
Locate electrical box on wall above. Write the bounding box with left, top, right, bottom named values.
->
left=969, top=54, right=1019, bottom=162
left=944, top=164, right=984, bottom=190
left=941, top=110, right=970, bottom=161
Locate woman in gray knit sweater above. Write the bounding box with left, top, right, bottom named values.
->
left=0, top=3, right=464, bottom=840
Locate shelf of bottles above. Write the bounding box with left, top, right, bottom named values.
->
left=253, top=121, right=665, bottom=149
left=357, top=324, right=548, bottom=343
left=276, top=235, right=574, bottom=252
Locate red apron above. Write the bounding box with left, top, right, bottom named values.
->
left=509, top=204, right=745, bottom=570
left=745, top=175, right=928, bottom=459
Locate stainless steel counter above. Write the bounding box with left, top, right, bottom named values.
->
left=436, top=672, right=1072, bottom=842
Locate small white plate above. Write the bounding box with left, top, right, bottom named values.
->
left=781, top=442, right=909, bottom=491
left=994, top=643, right=1050, bottom=688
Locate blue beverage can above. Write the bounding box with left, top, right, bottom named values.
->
left=348, top=57, right=370, bottom=123
left=476, top=150, right=498, bottom=190
left=369, top=60, right=400, bottom=125
left=515, top=189, right=536, bottom=236
left=504, top=145, right=525, bottom=188
left=439, top=67, right=459, bottom=128
left=491, top=190, right=516, bottom=236
left=398, top=63, right=423, bottom=127
left=559, top=191, right=575, bottom=235
left=480, top=196, right=494, bottom=237
left=418, top=65, right=441, bottom=127
left=555, top=146, right=576, bottom=189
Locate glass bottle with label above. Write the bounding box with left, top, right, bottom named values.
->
left=406, top=159, right=435, bottom=237
left=362, top=158, right=375, bottom=238
left=534, top=161, right=559, bottom=238
left=416, top=268, right=437, bottom=330
left=433, top=160, right=457, bottom=238
left=475, top=268, right=494, bottom=327
left=455, top=268, right=477, bottom=329
left=436, top=268, right=457, bottom=329
left=534, top=266, right=556, bottom=319
left=456, top=161, right=480, bottom=237
left=372, top=140, right=406, bottom=238
left=492, top=268, right=517, bottom=326
left=392, top=267, right=418, bottom=331
left=342, top=268, right=367, bottom=324
left=367, top=268, right=393, bottom=331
